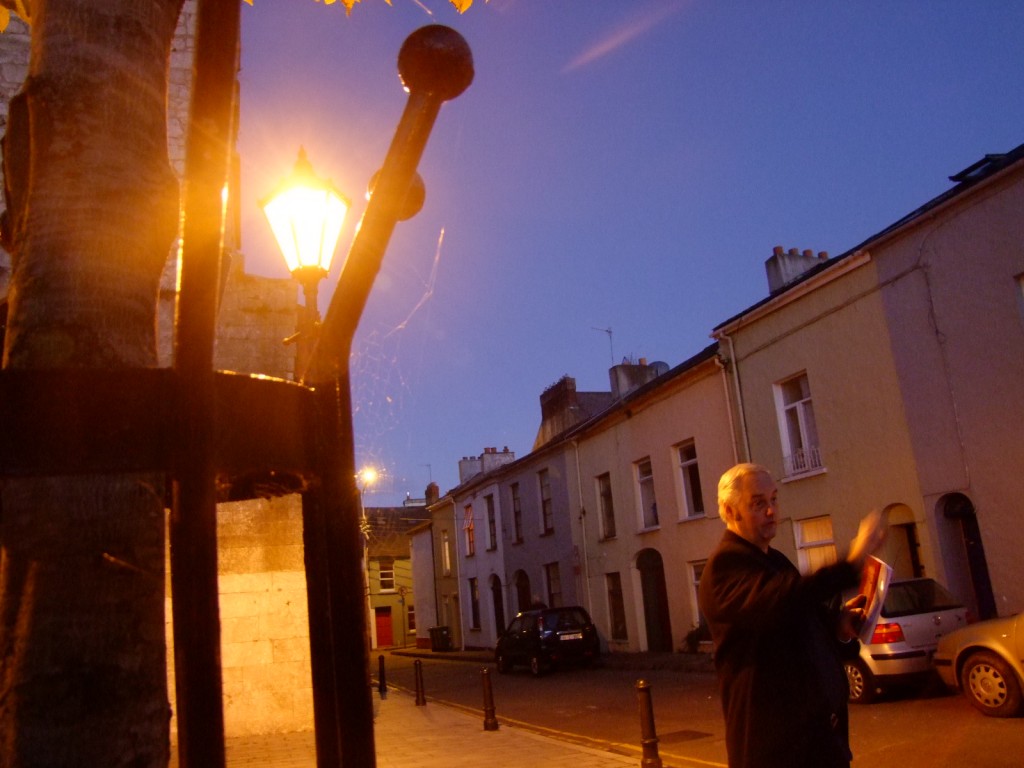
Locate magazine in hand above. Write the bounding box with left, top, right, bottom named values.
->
left=858, top=555, right=893, bottom=644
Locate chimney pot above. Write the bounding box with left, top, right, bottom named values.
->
left=788, top=247, right=799, bottom=256
left=802, top=249, right=813, bottom=258
left=773, top=245, right=784, bottom=255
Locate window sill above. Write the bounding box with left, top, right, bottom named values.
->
left=780, top=466, right=828, bottom=484
left=638, top=525, right=661, bottom=534
left=678, top=514, right=705, bottom=524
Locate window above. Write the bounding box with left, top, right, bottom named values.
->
left=1017, top=272, right=1024, bottom=325
left=676, top=440, right=705, bottom=518
left=468, top=577, right=480, bottom=629
left=544, top=562, right=562, bottom=607
left=441, top=529, right=451, bottom=576
left=378, top=556, right=395, bottom=592
left=776, top=372, right=823, bottom=476
left=407, top=605, right=416, bottom=632
left=606, top=572, right=627, bottom=640
left=511, top=483, right=523, bottom=543
left=795, top=516, right=837, bottom=573
left=636, top=458, right=658, bottom=529
left=690, top=561, right=706, bottom=628
left=539, top=469, right=554, bottom=534
left=485, top=494, right=497, bottom=551
left=597, top=472, right=616, bottom=539
left=464, top=504, right=475, bottom=557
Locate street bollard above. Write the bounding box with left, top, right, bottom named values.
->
left=636, top=679, right=663, bottom=768
left=378, top=655, right=387, bottom=700
left=414, top=659, right=426, bottom=706
left=481, top=668, right=499, bottom=731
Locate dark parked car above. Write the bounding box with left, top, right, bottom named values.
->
left=933, top=613, right=1024, bottom=717
left=495, top=606, right=600, bottom=676
left=845, top=577, right=968, bottom=703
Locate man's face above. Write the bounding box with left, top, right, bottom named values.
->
left=726, top=471, right=779, bottom=551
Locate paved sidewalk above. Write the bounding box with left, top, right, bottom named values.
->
left=171, top=688, right=643, bottom=767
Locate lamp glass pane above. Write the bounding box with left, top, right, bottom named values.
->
left=264, top=186, right=349, bottom=274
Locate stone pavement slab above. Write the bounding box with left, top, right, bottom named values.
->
left=170, top=688, right=643, bottom=767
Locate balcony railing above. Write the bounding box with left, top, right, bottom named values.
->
left=784, top=445, right=823, bottom=476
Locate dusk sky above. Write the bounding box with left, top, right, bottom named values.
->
left=238, top=1, right=1024, bottom=506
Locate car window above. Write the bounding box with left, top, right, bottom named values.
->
left=883, top=579, right=963, bottom=618
left=541, top=608, right=589, bottom=631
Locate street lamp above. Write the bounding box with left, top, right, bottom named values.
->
left=259, top=25, right=472, bottom=768
left=261, top=148, right=350, bottom=381
left=357, top=466, right=380, bottom=648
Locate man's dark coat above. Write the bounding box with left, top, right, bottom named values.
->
left=698, top=530, right=860, bottom=768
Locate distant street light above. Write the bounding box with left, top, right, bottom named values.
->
left=261, top=148, right=350, bottom=380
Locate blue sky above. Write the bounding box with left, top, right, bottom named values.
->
left=238, top=0, right=1024, bottom=505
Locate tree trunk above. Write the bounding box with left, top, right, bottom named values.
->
left=0, top=1, right=184, bottom=765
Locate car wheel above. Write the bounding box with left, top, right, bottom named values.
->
left=845, top=658, right=877, bottom=704
left=495, top=652, right=511, bottom=674
left=961, top=650, right=1024, bottom=717
left=529, top=655, right=545, bottom=677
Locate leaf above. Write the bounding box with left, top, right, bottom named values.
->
left=449, top=0, right=474, bottom=11
left=0, top=8, right=8, bottom=32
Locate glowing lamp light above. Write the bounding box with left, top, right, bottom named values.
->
left=357, top=466, right=380, bottom=490
left=261, top=147, right=350, bottom=277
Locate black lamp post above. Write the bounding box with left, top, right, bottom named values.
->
left=262, top=25, right=474, bottom=768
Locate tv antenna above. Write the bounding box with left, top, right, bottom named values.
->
left=592, top=326, right=614, bottom=367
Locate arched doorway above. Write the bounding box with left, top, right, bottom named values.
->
left=881, top=503, right=924, bottom=580
left=939, top=493, right=996, bottom=620
left=513, top=570, right=531, bottom=614
left=636, top=549, right=672, bottom=652
left=490, top=574, right=506, bottom=637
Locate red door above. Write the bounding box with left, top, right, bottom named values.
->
left=375, top=607, right=393, bottom=647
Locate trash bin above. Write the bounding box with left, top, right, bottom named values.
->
left=428, top=626, right=452, bottom=652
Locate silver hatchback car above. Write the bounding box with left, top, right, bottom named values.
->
left=845, top=577, right=968, bottom=704
left=933, top=612, right=1024, bottom=717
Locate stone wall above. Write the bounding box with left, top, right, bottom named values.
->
left=166, top=495, right=312, bottom=737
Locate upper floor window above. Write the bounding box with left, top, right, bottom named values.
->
left=795, top=515, right=837, bottom=573
left=464, top=504, right=475, bottom=557
left=378, top=556, right=395, bottom=592
left=485, top=494, right=497, bottom=551
left=510, top=483, right=523, bottom=543
left=597, top=472, right=616, bottom=539
left=441, top=529, right=451, bottom=576
left=636, top=458, right=658, bottom=529
left=676, top=440, right=705, bottom=519
left=538, top=468, right=554, bottom=534
left=775, top=372, right=823, bottom=476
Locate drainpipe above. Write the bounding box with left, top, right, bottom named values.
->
left=714, top=354, right=740, bottom=466
left=572, top=440, right=593, bottom=614
left=717, top=331, right=751, bottom=462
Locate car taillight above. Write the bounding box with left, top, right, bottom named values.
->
left=870, top=622, right=905, bottom=644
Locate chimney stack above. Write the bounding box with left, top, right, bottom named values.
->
left=764, top=245, right=829, bottom=293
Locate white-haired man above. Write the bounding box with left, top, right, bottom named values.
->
left=698, top=463, right=886, bottom=768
